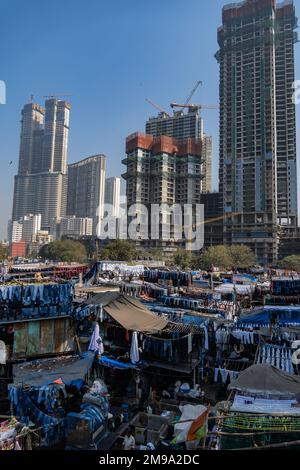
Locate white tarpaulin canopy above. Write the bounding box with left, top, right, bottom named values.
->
left=215, top=283, right=254, bottom=295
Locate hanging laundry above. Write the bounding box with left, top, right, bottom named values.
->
left=231, top=328, right=255, bottom=345
left=130, top=332, right=139, bottom=364
left=202, top=325, right=209, bottom=351
left=188, top=334, right=193, bottom=354
left=143, top=270, right=193, bottom=287
left=0, top=340, right=7, bottom=365
left=214, top=367, right=239, bottom=384
left=0, top=282, right=74, bottom=322
left=88, top=323, right=104, bottom=354
left=256, top=344, right=294, bottom=374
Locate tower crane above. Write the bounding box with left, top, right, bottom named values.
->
left=170, top=103, right=219, bottom=112
left=170, top=80, right=203, bottom=111
left=183, top=80, right=203, bottom=106
left=145, top=98, right=170, bottom=117
left=43, top=93, right=73, bottom=99
left=170, top=80, right=218, bottom=112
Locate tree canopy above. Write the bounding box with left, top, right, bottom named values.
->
left=173, top=249, right=193, bottom=269
left=278, top=255, right=300, bottom=273
left=196, top=244, right=256, bottom=271
left=228, top=245, right=256, bottom=269
left=39, top=240, right=87, bottom=263
left=0, top=245, right=8, bottom=262
left=143, top=248, right=164, bottom=261
left=199, top=245, right=233, bottom=271
left=100, top=240, right=138, bottom=262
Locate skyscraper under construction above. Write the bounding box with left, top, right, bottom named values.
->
left=217, top=0, right=298, bottom=264
left=123, top=132, right=203, bottom=255
left=146, top=107, right=212, bottom=193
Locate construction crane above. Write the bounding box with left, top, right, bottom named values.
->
left=43, top=93, right=73, bottom=99
left=184, top=80, right=203, bottom=106
left=169, top=80, right=203, bottom=112
left=170, top=103, right=219, bottom=112
left=170, top=80, right=218, bottom=112
left=145, top=98, right=170, bottom=117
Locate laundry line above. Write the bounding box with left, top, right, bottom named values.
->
left=146, top=331, right=193, bottom=342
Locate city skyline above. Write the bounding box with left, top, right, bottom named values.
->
left=2, top=2, right=300, bottom=456
left=0, top=0, right=299, bottom=240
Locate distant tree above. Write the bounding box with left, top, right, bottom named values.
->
left=278, top=255, right=300, bottom=273
left=39, top=240, right=87, bottom=263
left=143, top=248, right=164, bottom=261
left=228, top=245, right=256, bottom=269
left=173, top=249, right=192, bottom=269
left=100, top=240, right=138, bottom=262
left=77, top=238, right=98, bottom=260
left=200, top=245, right=232, bottom=271
left=190, top=253, right=204, bottom=270
left=0, top=245, right=8, bottom=261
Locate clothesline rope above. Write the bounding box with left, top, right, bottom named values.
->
left=146, top=332, right=192, bottom=342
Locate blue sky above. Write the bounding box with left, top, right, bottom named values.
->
left=0, top=0, right=299, bottom=239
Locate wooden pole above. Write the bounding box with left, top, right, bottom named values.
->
left=75, top=335, right=82, bottom=354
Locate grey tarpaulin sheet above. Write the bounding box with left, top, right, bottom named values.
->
left=104, top=294, right=168, bottom=333
left=12, top=352, right=95, bottom=387
left=83, top=291, right=121, bottom=306
left=229, top=364, right=300, bottom=397
left=84, top=292, right=168, bottom=333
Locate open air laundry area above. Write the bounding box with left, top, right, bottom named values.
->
left=2, top=260, right=300, bottom=451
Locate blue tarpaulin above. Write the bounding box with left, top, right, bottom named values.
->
left=99, top=356, right=146, bottom=370
left=233, top=274, right=257, bottom=282
left=239, top=306, right=300, bottom=325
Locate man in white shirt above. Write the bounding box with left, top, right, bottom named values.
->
left=123, top=430, right=135, bottom=450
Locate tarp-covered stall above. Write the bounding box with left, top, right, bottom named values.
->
left=220, top=364, right=300, bottom=449
left=84, top=292, right=168, bottom=333
left=8, top=353, right=97, bottom=449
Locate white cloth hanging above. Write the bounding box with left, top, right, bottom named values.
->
left=203, top=324, right=209, bottom=350
left=88, top=323, right=104, bottom=354
left=187, top=334, right=193, bottom=354
left=130, top=331, right=139, bottom=364
left=0, top=341, right=7, bottom=365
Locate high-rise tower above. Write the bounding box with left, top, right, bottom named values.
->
left=146, top=108, right=212, bottom=193
left=41, top=99, right=70, bottom=173
left=67, top=155, right=106, bottom=237
left=17, top=103, right=45, bottom=175
left=12, top=99, right=70, bottom=230
left=123, top=133, right=203, bottom=254
left=216, top=0, right=298, bottom=264
left=105, top=177, right=121, bottom=218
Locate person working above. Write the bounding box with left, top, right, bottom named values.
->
left=123, top=429, right=135, bottom=450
